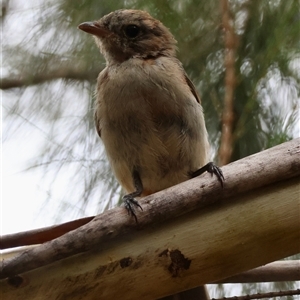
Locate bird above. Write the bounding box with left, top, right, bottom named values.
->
left=78, top=9, right=224, bottom=222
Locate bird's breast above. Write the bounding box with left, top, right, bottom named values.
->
left=95, top=57, right=209, bottom=194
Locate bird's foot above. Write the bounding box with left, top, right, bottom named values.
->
left=191, top=162, right=224, bottom=187
left=123, top=194, right=143, bottom=223
left=206, top=162, right=224, bottom=187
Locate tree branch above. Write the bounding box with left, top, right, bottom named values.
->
left=0, top=138, right=299, bottom=299
left=0, top=67, right=99, bottom=89
left=215, top=260, right=300, bottom=283
left=0, top=217, right=95, bottom=249
left=212, top=289, right=300, bottom=300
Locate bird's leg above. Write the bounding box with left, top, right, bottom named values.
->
left=123, top=170, right=143, bottom=222
left=190, top=162, right=224, bottom=187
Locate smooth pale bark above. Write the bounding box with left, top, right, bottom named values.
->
left=1, top=138, right=299, bottom=299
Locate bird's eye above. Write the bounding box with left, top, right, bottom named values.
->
left=124, top=24, right=140, bottom=38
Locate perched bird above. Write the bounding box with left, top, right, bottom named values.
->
left=78, top=9, right=224, bottom=221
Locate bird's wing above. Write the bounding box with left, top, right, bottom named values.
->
left=184, top=72, right=201, bottom=104
left=94, top=111, right=102, bottom=138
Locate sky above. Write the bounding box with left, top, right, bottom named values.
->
left=1, top=1, right=45, bottom=234
left=2, top=114, right=64, bottom=234
left=1, top=0, right=99, bottom=234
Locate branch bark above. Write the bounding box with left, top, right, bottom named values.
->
left=0, top=138, right=299, bottom=299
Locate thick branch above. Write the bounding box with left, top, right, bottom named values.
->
left=0, top=139, right=299, bottom=299
left=1, top=138, right=299, bottom=280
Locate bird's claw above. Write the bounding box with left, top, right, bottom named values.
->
left=123, top=195, right=143, bottom=223
left=206, top=162, right=224, bottom=187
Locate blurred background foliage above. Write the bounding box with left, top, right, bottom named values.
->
left=2, top=0, right=299, bottom=298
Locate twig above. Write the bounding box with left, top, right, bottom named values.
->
left=212, top=289, right=300, bottom=300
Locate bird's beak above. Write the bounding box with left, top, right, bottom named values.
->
left=78, top=21, right=110, bottom=38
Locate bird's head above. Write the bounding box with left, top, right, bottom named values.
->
left=78, top=9, right=177, bottom=64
